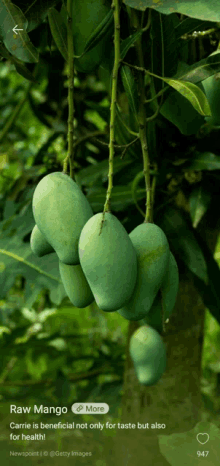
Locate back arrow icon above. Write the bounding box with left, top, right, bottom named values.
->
left=13, top=25, right=23, bottom=34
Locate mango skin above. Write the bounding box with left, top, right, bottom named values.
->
left=141, top=252, right=179, bottom=332
left=117, top=223, right=170, bottom=321
left=32, top=172, right=93, bottom=265
left=30, top=224, right=54, bottom=257
left=59, top=261, right=94, bottom=308
left=78, top=212, right=138, bottom=311
left=130, top=325, right=166, bottom=386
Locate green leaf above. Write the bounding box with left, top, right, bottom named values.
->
left=0, top=42, right=38, bottom=82
left=0, top=0, right=39, bottom=63
left=150, top=10, right=178, bottom=84
left=189, top=186, right=211, bottom=228
left=175, top=52, right=220, bottom=85
left=164, top=79, right=211, bottom=116
left=121, top=65, right=139, bottom=131
left=48, top=7, right=68, bottom=62
left=25, top=0, right=59, bottom=33
left=87, top=184, right=146, bottom=212
left=25, top=348, right=48, bottom=381
left=0, top=233, right=65, bottom=308
left=159, top=82, right=205, bottom=135
left=114, top=107, right=140, bottom=159
left=82, top=9, right=113, bottom=56
left=124, top=0, right=220, bottom=22
left=186, top=152, right=220, bottom=171
left=131, top=171, right=145, bottom=217
left=157, top=206, right=208, bottom=283
left=120, top=30, right=143, bottom=61
left=150, top=69, right=211, bottom=117
left=76, top=155, right=134, bottom=187
left=13, top=59, right=38, bottom=83
left=192, top=235, right=220, bottom=331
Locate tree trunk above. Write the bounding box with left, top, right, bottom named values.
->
left=104, top=207, right=220, bottom=466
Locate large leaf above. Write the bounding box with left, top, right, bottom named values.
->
left=48, top=7, right=68, bottom=62
left=0, top=0, right=39, bottom=63
left=124, top=0, right=220, bottom=22
left=189, top=186, right=211, bottom=228
left=156, top=206, right=208, bottom=283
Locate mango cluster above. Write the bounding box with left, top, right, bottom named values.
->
left=31, top=171, right=179, bottom=386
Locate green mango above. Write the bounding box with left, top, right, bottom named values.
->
left=59, top=261, right=94, bottom=308
left=72, top=0, right=113, bottom=73
left=78, top=212, right=137, bottom=311
left=130, top=325, right=166, bottom=386
left=117, top=223, right=170, bottom=321
left=30, top=224, right=54, bottom=257
left=140, top=292, right=164, bottom=334
left=141, top=252, right=179, bottom=332
left=201, top=50, right=220, bottom=126
left=32, top=172, right=93, bottom=265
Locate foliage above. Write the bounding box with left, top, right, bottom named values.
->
left=0, top=0, right=220, bottom=438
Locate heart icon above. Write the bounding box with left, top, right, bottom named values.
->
left=196, top=433, right=209, bottom=444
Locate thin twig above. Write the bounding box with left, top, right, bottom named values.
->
left=99, top=0, right=121, bottom=235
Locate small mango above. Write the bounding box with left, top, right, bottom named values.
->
left=59, top=261, right=94, bottom=308
left=117, top=223, right=169, bottom=321
left=78, top=212, right=137, bottom=311
left=141, top=252, right=179, bottom=331
left=129, top=325, right=166, bottom=386
left=32, top=172, right=93, bottom=265
left=30, top=224, right=54, bottom=257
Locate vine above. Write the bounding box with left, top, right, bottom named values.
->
left=99, top=0, right=121, bottom=235
left=131, top=9, right=153, bottom=223
left=63, top=0, right=75, bottom=179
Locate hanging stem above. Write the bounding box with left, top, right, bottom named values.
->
left=99, top=0, right=121, bottom=234
left=131, top=9, right=153, bottom=223
left=63, top=0, right=75, bottom=179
